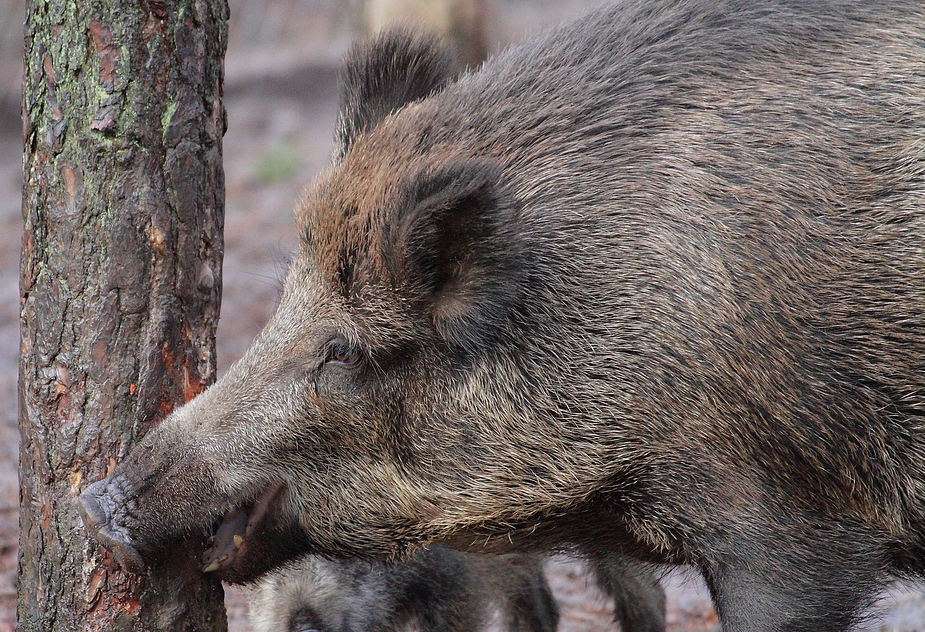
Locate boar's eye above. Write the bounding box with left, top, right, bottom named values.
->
left=324, top=338, right=362, bottom=369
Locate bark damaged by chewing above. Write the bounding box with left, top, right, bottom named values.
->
left=19, top=0, right=229, bottom=630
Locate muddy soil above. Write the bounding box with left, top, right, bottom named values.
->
left=1, top=1, right=923, bottom=630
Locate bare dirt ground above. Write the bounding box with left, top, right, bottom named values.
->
left=1, top=1, right=923, bottom=630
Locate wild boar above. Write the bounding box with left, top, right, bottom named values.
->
left=246, top=548, right=665, bottom=632
left=80, top=1, right=925, bottom=630
left=246, top=547, right=560, bottom=632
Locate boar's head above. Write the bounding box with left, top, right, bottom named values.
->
left=78, top=28, right=600, bottom=583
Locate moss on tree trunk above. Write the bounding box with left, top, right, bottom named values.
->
left=19, top=0, right=229, bottom=629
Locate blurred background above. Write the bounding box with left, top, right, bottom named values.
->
left=1, top=1, right=923, bottom=630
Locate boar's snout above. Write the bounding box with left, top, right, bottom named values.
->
left=78, top=477, right=146, bottom=574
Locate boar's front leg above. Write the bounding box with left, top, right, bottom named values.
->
left=590, top=555, right=666, bottom=632
left=699, top=520, right=886, bottom=632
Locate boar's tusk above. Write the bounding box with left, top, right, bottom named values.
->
left=202, top=555, right=229, bottom=574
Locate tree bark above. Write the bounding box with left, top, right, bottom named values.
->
left=19, top=0, right=229, bottom=629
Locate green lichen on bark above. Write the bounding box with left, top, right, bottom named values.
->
left=20, top=0, right=230, bottom=629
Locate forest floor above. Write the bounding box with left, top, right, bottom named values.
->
left=1, top=1, right=924, bottom=630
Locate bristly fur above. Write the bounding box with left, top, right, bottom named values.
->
left=83, top=2, right=925, bottom=630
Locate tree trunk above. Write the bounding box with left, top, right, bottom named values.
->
left=19, top=0, right=229, bottom=629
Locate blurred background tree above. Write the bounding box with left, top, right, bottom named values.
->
left=353, top=0, right=494, bottom=67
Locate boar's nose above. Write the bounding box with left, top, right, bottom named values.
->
left=78, top=478, right=146, bottom=574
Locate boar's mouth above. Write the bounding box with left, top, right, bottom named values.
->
left=201, top=481, right=287, bottom=575
left=79, top=476, right=294, bottom=581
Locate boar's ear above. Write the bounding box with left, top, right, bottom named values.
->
left=334, top=27, right=463, bottom=161
left=387, top=159, right=521, bottom=353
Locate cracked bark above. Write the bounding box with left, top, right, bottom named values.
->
left=19, top=0, right=229, bottom=629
